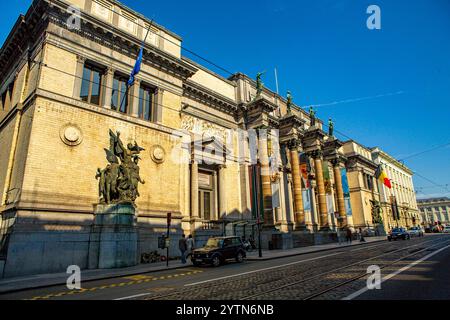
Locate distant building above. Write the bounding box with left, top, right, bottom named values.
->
left=371, top=147, right=420, bottom=231
left=417, top=197, right=450, bottom=227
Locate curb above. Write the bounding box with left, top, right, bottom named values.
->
left=0, top=263, right=192, bottom=295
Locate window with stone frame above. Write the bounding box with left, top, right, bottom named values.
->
left=198, top=170, right=216, bottom=221
left=80, top=63, right=103, bottom=106
left=138, top=83, right=156, bottom=122
left=111, top=73, right=130, bottom=114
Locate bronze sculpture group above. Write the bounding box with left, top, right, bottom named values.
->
left=96, top=130, right=145, bottom=205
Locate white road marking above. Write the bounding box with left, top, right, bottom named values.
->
left=342, top=244, right=450, bottom=300
left=184, top=252, right=344, bottom=287
left=115, top=292, right=155, bottom=300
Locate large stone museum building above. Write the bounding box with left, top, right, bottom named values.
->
left=0, top=0, right=419, bottom=278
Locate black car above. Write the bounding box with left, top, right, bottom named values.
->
left=387, top=227, right=410, bottom=241
left=191, top=236, right=247, bottom=267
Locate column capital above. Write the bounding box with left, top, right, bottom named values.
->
left=330, top=155, right=346, bottom=167
left=105, top=67, right=115, bottom=75
left=76, top=55, right=86, bottom=64
left=287, top=139, right=302, bottom=151
left=308, top=149, right=323, bottom=160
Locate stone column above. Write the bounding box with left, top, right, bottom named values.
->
left=333, top=162, right=347, bottom=227
left=213, top=171, right=218, bottom=220
left=313, top=152, right=329, bottom=230
left=130, top=79, right=141, bottom=117
left=258, top=131, right=274, bottom=226
left=155, top=88, right=164, bottom=123
left=102, top=67, right=114, bottom=109
left=73, top=55, right=86, bottom=99
left=289, top=146, right=305, bottom=228
left=219, top=165, right=227, bottom=219
left=190, top=160, right=199, bottom=219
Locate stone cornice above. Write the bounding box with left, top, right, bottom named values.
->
left=45, top=3, right=197, bottom=80
left=345, top=153, right=378, bottom=171
left=0, top=0, right=198, bottom=82
left=0, top=1, right=48, bottom=79
left=244, top=96, right=278, bottom=114
left=279, top=113, right=306, bottom=128
left=183, top=80, right=238, bottom=115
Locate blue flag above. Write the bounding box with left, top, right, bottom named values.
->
left=127, top=46, right=143, bottom=87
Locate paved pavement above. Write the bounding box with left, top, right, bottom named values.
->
left=0, top=234, right=448, bottom=300
left=246, top=236, right=385, bottom=260
left=0, top=235, right=385, bottom=294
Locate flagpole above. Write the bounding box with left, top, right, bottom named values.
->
left=119, top=19, right=154, bottom=112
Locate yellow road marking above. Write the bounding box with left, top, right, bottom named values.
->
left=28, top=269, right=203, bottom=300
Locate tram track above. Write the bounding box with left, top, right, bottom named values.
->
left=143, top=236, right=447, bottom=301
left=243, top=238, right=450, bottom=300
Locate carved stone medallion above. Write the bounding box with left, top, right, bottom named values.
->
left=60, top=124, right=83, bottom=146
left=150, top=145, right=166, bottom=164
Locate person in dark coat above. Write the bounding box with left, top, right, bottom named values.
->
left=346, top=228, right=353, bottom=244
left=359, top=228, right=366, bottom=242
left=179, top=234, right=187, bottom=264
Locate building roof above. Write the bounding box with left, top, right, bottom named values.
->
left=371, top=147, right=413, bottom=174
left=417, top=197, right=450, bottom=203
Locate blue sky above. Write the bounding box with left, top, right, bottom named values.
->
left=1, top=1, right=449, bottom=198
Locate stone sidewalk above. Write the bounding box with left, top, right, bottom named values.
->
left=247, top=236, right=386, bottom=261
left=0, top=236, right=386, bottom=294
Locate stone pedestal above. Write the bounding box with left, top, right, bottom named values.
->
left=88, top=204, right=139, bottom=270
left=313, top=230, right=338, bottom=245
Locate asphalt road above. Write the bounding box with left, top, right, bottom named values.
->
left=0, top=234, right=449, bottom=300
left=354, top=236, right=450, bottom=300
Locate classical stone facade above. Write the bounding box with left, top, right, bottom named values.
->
left=341, top=141, right=383, bottom=234
left=0, top=0, right=400, bottom=278
left=371, top=147, right=420, bottom=231
left=417, top=197, right=450, bottom=228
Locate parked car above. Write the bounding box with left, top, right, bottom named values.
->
left=408, top=227, right=424, bottom=237
left=191, top=236, right=247, bottom=267
left=387, top=227, right=410, bottom=241
left=432, top=225, right=442, bottom=233
left=443, top=226, right=450, bottom=234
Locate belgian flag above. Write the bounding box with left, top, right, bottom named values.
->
left=375, top=165, right=392, bottom=189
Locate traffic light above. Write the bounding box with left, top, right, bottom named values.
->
left=158, top=235, right=167, bottom=249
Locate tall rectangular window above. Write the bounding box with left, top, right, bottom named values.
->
left=80, top=64, right=103, bottom=106
left=138, top=85, right=155, bottom=121
left=111, top=75, right=129, bottom=114
left=198, top=170, right=215, bottom=221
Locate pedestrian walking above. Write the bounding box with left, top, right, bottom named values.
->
left=359, top=228, right=366, bottom=242
left=186, top=234, right=195, bottom=260
left=179, top=234, right=187, bottom=264
left=346, top=228, right=353, bottom=244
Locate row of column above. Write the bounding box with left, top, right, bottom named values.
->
left=287, top=147, right=348, bottom=230
left=187, top=138, right=348, bottom=231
